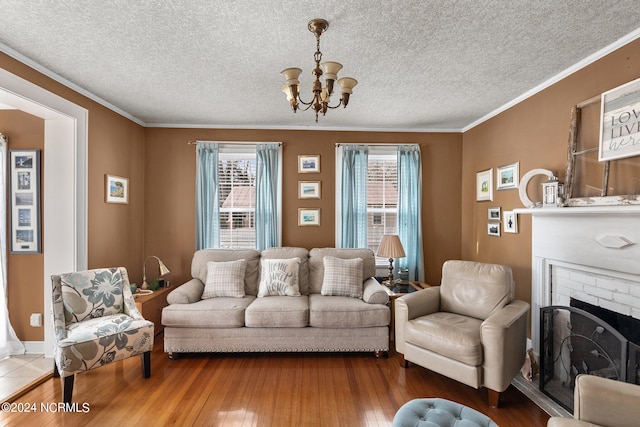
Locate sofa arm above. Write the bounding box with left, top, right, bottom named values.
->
left=166, top=279, right=204, bottom=304
left=480, top=299, right=530, bottom=393
left=394, top=287, right=441, bottom=354
left=362, top=277, right=389, bottom=304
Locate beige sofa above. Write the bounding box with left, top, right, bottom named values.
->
left=161, top=247, right=390, bottom=358
left=547, top=374, right=640, bottom=427
left=394, top=260, right=530, bottom=407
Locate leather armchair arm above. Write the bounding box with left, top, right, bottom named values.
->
left=394, top=287, right=441, bottom=353
left=166, top=278, right=204, bottom=304
left=480, top=299, right=530, bottom=392
left=574, top=374, right=640, bottom=426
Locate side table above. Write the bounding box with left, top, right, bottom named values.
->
left=385, top=281, right=431, bottom=341
left=134, top=286, right=175, bottom=336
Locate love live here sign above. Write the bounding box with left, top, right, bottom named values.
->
left=599, top=77, right=640, bottom=162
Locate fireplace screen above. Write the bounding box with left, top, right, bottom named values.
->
left=540, top=306, right=628, bottom=412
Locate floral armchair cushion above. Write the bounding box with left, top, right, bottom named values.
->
left=59, top=268, right=125, bottom=323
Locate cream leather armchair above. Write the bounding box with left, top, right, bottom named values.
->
left=395, top=260, right=529, bottom=407
left=547, top=374, right=640, bottom=427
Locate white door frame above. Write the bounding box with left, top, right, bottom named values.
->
left=0, top=67, right=88, bottom=357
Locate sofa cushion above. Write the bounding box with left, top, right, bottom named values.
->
left=191, top=249, right=261, bottom=296
left=245, top=295, right=309, bottom=327
left=162, top=296, right=256, bottom=328
left=320, top=256, right=363, bottom=298
left=261, top=247, right=310, bottom=294
left=202, top=259, right=246, bottom=298
left=257, top=258, right=301, bottom=297
left=405, top=312, right=483, bottom=366
left=308, top=294, right=390, bottom=328
left=309, top=248, right=376, bottom=294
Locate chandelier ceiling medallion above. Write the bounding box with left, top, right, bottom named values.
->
left=281, top=18, right=357, bottom=123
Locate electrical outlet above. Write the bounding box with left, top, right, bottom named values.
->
left=29, top=313, right=42, bottom=327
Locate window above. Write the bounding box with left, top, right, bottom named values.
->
left=218, top=152, right=256, bottom=249
left=366, top=153, right=398, bottom=261
left=196, top=142, right=281, bottom=250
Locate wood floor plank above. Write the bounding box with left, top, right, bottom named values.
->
left=0, top=334, right=550, bottom=426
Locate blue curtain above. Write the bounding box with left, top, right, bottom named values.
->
left=340, top=145, right=368, bottom=248
left=255, top=144, right=280, bottom=250
left=195, top=142, right=219, bottom=250
left=397, top=145, right=424, bottom=281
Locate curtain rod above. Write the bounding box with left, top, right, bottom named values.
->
left=188, top=140, right=282, bottom=146
left=335, top=143, right=422, bottom=147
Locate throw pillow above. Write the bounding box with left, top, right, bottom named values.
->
left=202, top=259, right=246, bottom=299
left=258, top=258, right=301, bottom=297
left=321, top=256, right=364, bottom=298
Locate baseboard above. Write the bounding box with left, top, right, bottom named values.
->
left=22, top=341, right=45, bottom=354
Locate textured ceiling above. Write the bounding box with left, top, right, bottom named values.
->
left=1, top=0, right=640, bottom=131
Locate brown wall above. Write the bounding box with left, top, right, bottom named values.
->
left=0, top=110, right=44, bottom=341
left=143, top=128, right=463, bottom=287
left=0, top=52, right=146, bottom=341
left=461, top=38, right=640, bottom=305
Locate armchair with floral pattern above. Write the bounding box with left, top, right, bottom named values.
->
left=51, top=267, right=154, bottom=403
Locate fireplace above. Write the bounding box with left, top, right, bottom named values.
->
left=516, top=205, right=640, bottom=412
left=539, top=305, right=630, bottom=411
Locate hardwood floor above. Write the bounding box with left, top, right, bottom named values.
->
left=0, top=334, right=550, bottom=426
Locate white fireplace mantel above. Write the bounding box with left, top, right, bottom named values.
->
left=516, top=205, right=640, bottom=355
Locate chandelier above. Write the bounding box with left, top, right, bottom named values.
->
left=281, top=18, right=357, bottom=123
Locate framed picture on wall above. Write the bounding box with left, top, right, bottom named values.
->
left=298, top=155, right=320, bottom=173
left=298, top=181, right=321, bottom=199
left=105, top=174, right=129, bottom=204
left=503, top=211, right=518, bottom=233
left=10, top=149, right=41, bottom=253
left=476, top=168, right=493, bottom=201
left=488, top=207, right=501, bottom=221
left=599, top=77, right=640, bottom=161
left=298, top=208, right=320, bottom=226
left=496, top=162, right=519, bottom=190
left=487, top=223, right=501, bottom=237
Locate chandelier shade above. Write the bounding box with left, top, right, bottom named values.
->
left=281, top=18, right=357, bottom=122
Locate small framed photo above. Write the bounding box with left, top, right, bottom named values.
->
left=299, top=181, right=321, bottom=199
left=298, top=155, right=320, bottom=173
left=488, top=207, right=501, bottom=221
left=476, top=168, right=493, bottom=201
left=496, top=162, right=519, bottom=190
left=503, top=211, right=518, bottom=233
left=298, top=208, right=320, bottom=226
left=105, top=174, right=129, bottom=204
left=488, top=223, right=501, bottom=237
left=10, top=149, right=41, bottom=253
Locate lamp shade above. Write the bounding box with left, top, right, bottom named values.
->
left=321, top=61, right=343, bottom=80
left=281, top=67, right=302, bottom=85
left=158, top=259, right=171, bottom=277
left=337, top=77, right=358, bottom=94
left=377, top=235, right=405, bottom=258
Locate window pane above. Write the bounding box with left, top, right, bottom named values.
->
left=219, top=155, right=256, bottom=248
left=367, top=154, right=398, bottom=263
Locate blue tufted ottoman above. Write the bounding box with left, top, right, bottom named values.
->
left=393, top=398, right=498, bottom=427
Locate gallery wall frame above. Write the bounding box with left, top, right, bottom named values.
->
left=298, top=208, right=320, bottom=226
left=476, top=168, right=493, bottom=201
left=105, top=174, right=129, bottom=204
left=10, top=149, right=41, bottom=253
left=503, top=211, right=518, bottom=233
left=496, top=162, right=519, bottom=190
left=298, top=155, right=320, bottom=173
left=487, top=223, right=500, bottom=237
left=298, top=181, right=321, bottom=199
left=488, top=207, right=501, bottom=221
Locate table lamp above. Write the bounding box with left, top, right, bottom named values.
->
left=377, top=235, right=406, bottom=287
left=141, top=255, right=171, bottom=290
